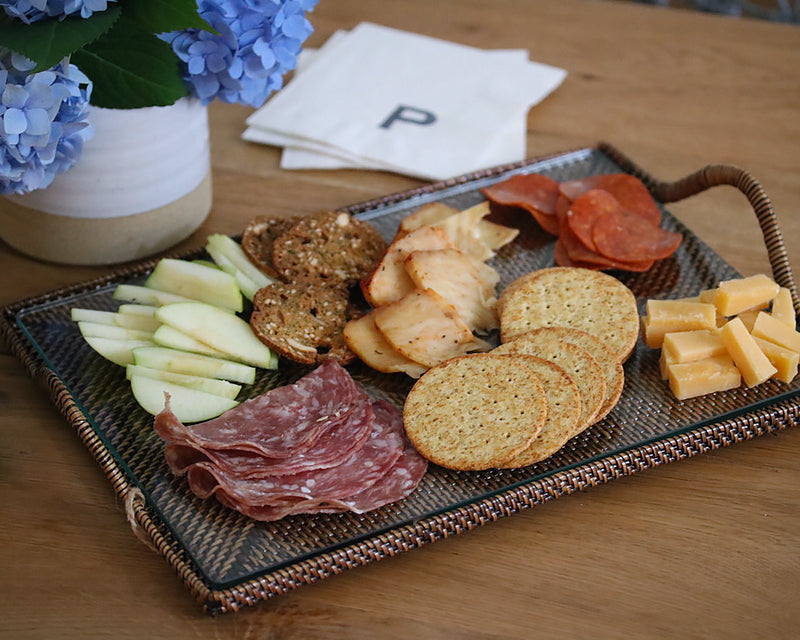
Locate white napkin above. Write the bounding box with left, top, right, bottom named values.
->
left=244, top=22, right=567, bottom=181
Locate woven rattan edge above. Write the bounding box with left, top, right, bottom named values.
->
left=131, top=394, right=797, bottom=615
left=3, top=141, right=798, bottom=615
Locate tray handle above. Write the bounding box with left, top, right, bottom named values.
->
left=599, top=142, right=799, bottom=319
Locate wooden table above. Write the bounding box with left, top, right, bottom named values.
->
left=2, top=1, right=799, bottom=637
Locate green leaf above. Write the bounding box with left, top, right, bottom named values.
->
left=0, top=7, right=121, bottom=72
left=122, top=0, right=217, bottom=35
left=73, top=22, right=188, bottom=108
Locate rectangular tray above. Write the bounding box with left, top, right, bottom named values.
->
left=4, top=144, right=800, bottom=614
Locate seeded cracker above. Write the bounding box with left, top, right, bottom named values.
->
left=272, top=211, right=387, bottom=286
left=498, top=267, right=639, bottom=360
left=403, top=354, right=547, bottom=471
left=250, top=282, right=363, bottom=365
left=241, top=215, right=300, bottom=279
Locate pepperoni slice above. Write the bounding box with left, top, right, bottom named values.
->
left=560, top=174, right=661, bottom=226
left=566, top=189, right=622, bottom=252
left=481, top=173, right=560, bottom=235
left=555, top=204, right=653, bottom=272
left=593, top=207, right=682, bottom=262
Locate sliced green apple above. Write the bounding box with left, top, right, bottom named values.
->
left=125, top=365, right=241, bottom=400
left=78, top=321, right=154, bottom=341
left=155, top=301, right=277, bottom=369
left=132, top=346, right=257, bottom=384
left=83, top=336, right=156, bottom=367
left=152, top=324, right=229, bottom=358
left=206, top=234, right=275, bottom=290
left=145, top=258, right=243, bottom=313
left=129, top=375, right=239, bottom=422
left=71, top=307, right=160, bottom=331
left=113, top=284, right=195, bottom=307
left=117, top=303, right=159, bottom=317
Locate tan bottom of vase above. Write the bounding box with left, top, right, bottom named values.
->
left=0, top=173, right=213, bottom=266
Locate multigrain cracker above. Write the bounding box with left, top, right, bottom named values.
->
left=527, top=326, right=625, bottom=422
left=498, top=267, right=639, bottom=360
left=497, top=356, right=582, bottom=468
left=250, top=282, right=362, bottom=365
left=403, top=354, right=547, bottom=470
left=493, top=331, right=605, bottom=436
left=272, top=211, right=387, bottom=286
left=241, top=215, right=299, bottom=278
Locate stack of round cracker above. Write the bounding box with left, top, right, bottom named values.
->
left=403, top=267, right=638, bottom=470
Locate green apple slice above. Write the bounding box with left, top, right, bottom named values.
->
left=206, top=234, right=275, bottom=290
left=71, top=308, right=160, bottom=332
left=129, top=375, right=239, bottom=422
left=145, top=258, right=243, bottom=313
left=125, top=365, right=241, bottom=400
left=83, top=336, right=156, bottom=367
left=132, top=346, right=257, bottom=384
left=78, top=321, right=154, bottom=341
left=152, top=324, right=229, bottom=358
left=117, top=303, right=159, bottom=317
left=155, top=301, right=277, bottom=369
left=113, top=284, right=195, bottom=307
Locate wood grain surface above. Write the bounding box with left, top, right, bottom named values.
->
left=1, top=1, right=799, bottom=638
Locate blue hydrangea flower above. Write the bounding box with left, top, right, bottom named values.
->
left=161, top=0, right=318, bottom=107
left=0, top=49, right=93, bottom=194
left=0, top=0, right=115, bottom=23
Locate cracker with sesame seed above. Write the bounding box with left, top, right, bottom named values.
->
left=250, top=282, right=364, bottom=365
left=403, top=353, right=547, bottom=471
left=498, top=267, right=639, bottom=360
left=271, top=211, right=387, bottom=286
left=241, top=215, right=300, bottom=279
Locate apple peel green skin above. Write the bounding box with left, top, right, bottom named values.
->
left=144, top=259, right=244, bottom=313
left=152, top=324, right=230, bottom=358
left=125, top=364, right=242, bottom=400
left=78, top=321, right=155, bottom=342
left=113, top=284, right=196, bottom=307
left=83, top=336, right=156, bottom=367
left=71, top=307, right=160, bottom=332
left=155, top=301, right=277, bottom=369
left=132, top=346, right=258, bottom=384
left=130, top=375, right=239, bottom=422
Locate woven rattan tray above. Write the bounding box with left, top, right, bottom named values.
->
left=3, top=143, right=799, bottom=615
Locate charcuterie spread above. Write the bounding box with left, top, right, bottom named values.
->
left=67, top=171, right=799, bottom=521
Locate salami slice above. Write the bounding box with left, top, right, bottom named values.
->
left=154, top=360, right=362, bottom=458
left=481, top=173, right=561, bottom=235
left=184, top=399, right=404, bottom=506
left=163, top=387, right=374, bottom=478
left=592, top=207, right=682, bottom=262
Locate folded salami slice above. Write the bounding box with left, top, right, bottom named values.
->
left=184, top=399, right=405, bottom=508
left=163, top=387, right=374, bottom=478
left=154, top=359, right=361, bottom=458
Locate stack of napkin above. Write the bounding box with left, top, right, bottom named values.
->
left=243, top=22, right=567, bottom=181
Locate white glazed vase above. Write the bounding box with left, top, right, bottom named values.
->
left=0, top=97, right=212, bottom=265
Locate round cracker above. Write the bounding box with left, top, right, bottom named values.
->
left=403, top=353, right=548, bottom=471
left=494, top=331, right=605, bottom=435
left=497, top=355, right=582, bottom=468
left=498, top=267, right=639, bottom=360
left=530, top=326, right=625, bottom=423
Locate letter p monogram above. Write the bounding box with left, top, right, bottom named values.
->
left=379, top=105, right=437, bottom=129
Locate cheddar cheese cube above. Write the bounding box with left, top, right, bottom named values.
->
left=713, top=273, right=779, bottom=317
left=666, top=355, right=741, bottom=400
left=718, top=317, right=777, bottom=387
left=662, top=329, right=726, bottom=364
left=770, top=287, right=797, bottom=329
left=752, top=336, right=799, bottom=384
left=643, top=299, right=717, bottom=348
left=751, top=311, right=800, bottom=353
